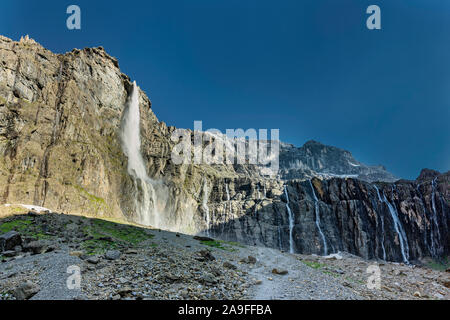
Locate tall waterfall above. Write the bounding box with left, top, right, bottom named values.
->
left=277, top=226, right=283, bottom=251
left=222, top=183, right=231, bottom=233
left=202, top=179, right=210, bottom=235
left=431, top=178, right=442, bottom=256
left=374, top=185, right=387, bottom=260
left=416, top=184, right=431, bottom=254
left=381, top=187, right=410, bottom=264
left=284, top=186, right=294, bottom=254
left=225, top=183, right=231, bottom=215
left=309, top=180, right=328, bottom=255
left=120, top=81, right=160, bottom=227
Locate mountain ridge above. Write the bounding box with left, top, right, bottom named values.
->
left=0, top=35, right=448, bottom=264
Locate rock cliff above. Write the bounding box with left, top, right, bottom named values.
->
left=0, top=35, right=448, bottom=263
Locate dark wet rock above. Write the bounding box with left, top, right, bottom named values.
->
left=223, top=262, right=237, bottom=270
left=24, top=241, right=46, bottom=255
left=27, top=211, right=38, bottom=217
left=2, top=250, right=16, bottom=257
left=0, top=231, right=22, bottom=252
left=240, top=256, right=257, bottom=264
left=117, top=287, right=132, bottom=297
left=193, top=236, right=215, bottom=242
left=98, top=236, right=114, bottom=242
left=87, top=256, right=100, bottom=264
left=195, top=250, right=215, bottom=262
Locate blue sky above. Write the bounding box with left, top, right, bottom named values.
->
left=1, top=0, right=449, bottom=179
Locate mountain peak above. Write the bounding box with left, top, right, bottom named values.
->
left=303, top=140, right=323, bottom=147
left=416, top=168, right=441, bottom=182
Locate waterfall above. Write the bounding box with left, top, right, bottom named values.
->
left=283, top=186, right=294, bottom=254
left=225, top=183, right=231, bottom=214
left=416, top=184, right=431, bottom=254
left=263, top=185, right=267, bottom=199
left=202, top=179, right=210, bottom=235
left=309, top=180, right=328, bottom=255
left=431, top=178, right=442, bottom=256
left=382, top=187, right=410, bottom=264
left=278, top=225, right=283, bottom=251
left=374, top=185, right=387, bottom=260
left=120, top=81, right=160, bottom=227
left=222, top=182, right=231, bottom=233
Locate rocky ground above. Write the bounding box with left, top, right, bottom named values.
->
left=0, top=205, right=449, bottom=300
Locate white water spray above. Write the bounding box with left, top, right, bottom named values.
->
left=381, top=187, right=409, bottom=264
left=120, top=81, right=160, bottom=227
left=374, top=185, right=387, bottom=260
left=202, top=179, right=210, bottom=235
left=430, top=178, right=442, bottom=255
left=284, top=185, right=294, bottom=254
left=416, top=184, right=431, bottom=254
left=309, top=180, right=328, bottom=255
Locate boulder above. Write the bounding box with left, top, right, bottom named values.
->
left=24, top=240, right=46, bottom=254
left=223, top=262, right=237, bottom=270
left=195, top=250, right=215, bottom=262
left=13, top=281, right=40, bottom=300
left=0, top=231, right=22, bottom=252
left=105, top=250, right=121, bottom=260
left=2, top=250, right=16, bottom=257
left=272, top=268, right=288, bottom=275
left=86, top=256, right=100, bottom=264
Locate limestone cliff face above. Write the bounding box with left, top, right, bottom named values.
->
left=0, top=35, right=130, bottom=217
left=0, top=36, right=448, bottom=263
left=0, top=35, right=239, bottom=233
left=206, top=171, right=449, bottom=263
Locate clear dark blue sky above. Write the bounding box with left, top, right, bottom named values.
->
left=1, top=0, right=449, bottom=179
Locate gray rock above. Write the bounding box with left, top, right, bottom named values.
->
left=223, top=262, right=237, bottom=270
left=24, top=241, right=46, bottom=254
left=2, top=250, right=16, bottom=257
left=272, top=268, right=288, bottom=275
left=195, top=250, right=215, bottom=262
left=247, top=256, right=257, bottom=264
left=0, top=231, right=22, bottom=252
left=201, top=272, right=217, bottom=284
left=105, top=250, right=121, bottom=260
left=87, top=256, right=100, bottom=264
left=13, top=280, right=40, bottom=300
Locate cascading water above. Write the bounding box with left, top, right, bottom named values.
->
left=283, top=185, right=294, bottom=254
left=263, top=185, right=267, bottom=199
left=120, top=81, right=160, bottom=227
left=202, top=179, right=210, bottom=235
left=374, top=185, right=387, bottom=260
left=382, top=187, right=410, bottom=264
left=416, top=184, right=431, bottom=254
left=309, top=180, right=328, bottom=255
left=222, top=183, right=231, bottom=233
left=277, top=226, right=283, bottom=251
left=430, top=178, right=442, bottom=256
